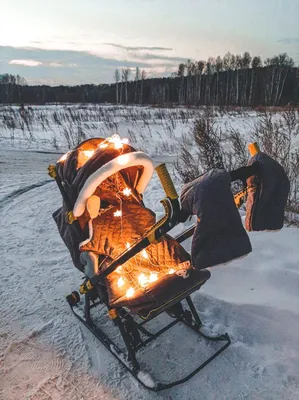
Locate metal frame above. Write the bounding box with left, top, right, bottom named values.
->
left=69, top=292, right=230, bottom=391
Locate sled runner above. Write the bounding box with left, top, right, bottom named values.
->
left=48, top=137, right=288, bottom=391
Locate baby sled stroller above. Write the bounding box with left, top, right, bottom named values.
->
left=48, top=136, right=289, bottom=391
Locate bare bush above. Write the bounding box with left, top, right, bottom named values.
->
left=227, top=128, right=248, bottom=168
left=175, top=106, right=299, bottom=224
left=174, top=108, right=247, bottom=183
left=251, top=108, right=299, bottom=224
left=193, top=115, right=225, bottom=170
left=1, top=104, right=200, bottom=150
left=174, top=136, right=201, bottom=183
left=61, top=123, right=88, bottom=149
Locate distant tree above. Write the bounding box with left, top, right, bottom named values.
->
left=230, top=54, right=236, bottom=70
left=280, top=53, right=295, bottom=68
left=114, top=69, right=120, bottom=103
left=191, top=62, right=197, bottom=75
left=186, top=59, right=193, bottom=76
left=266, top=53, right=295, bottom=105
left=194, top=61, right=205, bottom=105
left=242, top=52, right=252, bottom=69
left=178, top=63, right=185, bottom=77
left=134, top=66, right=140, bottom=103
left=204, top=58, right=215, bottom=105
left=215, top=56, right=223, bottom=72
left=0, top=73, right=27, bottom=103
left=274, top=53, right=294, bottom=68
left=264, top=53, right=294, bottom=68
left=135, top=66, right=140, bottom=81
left=0, top=73, right=27, bottom=85
left=177, top=63, right=186, bottom=104
left=214, top=56, right=223, bottom=104
left=248, top=56, right=262, bottom=106
left=141, top=69, right=147, bottom=80
left=16, top=74, right=27, bottom=85
left=252, top=56, right=262, bottom=68
left=223, top=52, right=232, bottom=70
left=140, top=69, right=147, bottom=104
left=235, top=54, right=243, bottom=69
left=264, top=57, right=272, bottom=67
left=122, top=68, right=131, bottom=103
left=185, top=60, right=194, bottom=103
left=205, top=57, right=216, bottom=74
left=196, top=61, right=205, bottom=74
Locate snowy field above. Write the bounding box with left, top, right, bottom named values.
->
left=0, top=104, right=262, bottom=154
left=0, top=105, right=299, bottom=400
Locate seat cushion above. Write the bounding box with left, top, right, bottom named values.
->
left=107, top=268, right=211, bottom=318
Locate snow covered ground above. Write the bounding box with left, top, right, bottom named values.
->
left=0, top=104, right=261, bottom=155
left=0, top=105, right=299, bottom=400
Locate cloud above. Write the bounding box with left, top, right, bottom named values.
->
left=9, top=59, right=43, bottom=67
left=1, top=46, right=151, bottom=85
left=103, top=43, right=173, bottom=51
left=1, top=46, right=149, bottom=67
left=129, top=52, right=187, bottom=63
left=8, top=58, right=76, bottom=69
left=1, top=45, right=186, bottom=85
left=278, top=38, right=299, bottom=45
left=100, top=43, right=186, bottom=66
left=48, top=62, right=64, bottom=67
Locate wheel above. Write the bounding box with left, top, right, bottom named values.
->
left=66, top=291, right=80, bottom=306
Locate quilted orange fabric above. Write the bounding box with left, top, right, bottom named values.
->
left=80, top=203, right=192, bottom=306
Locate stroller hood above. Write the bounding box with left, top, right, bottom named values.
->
left=55, top=136, right=155, bottom=215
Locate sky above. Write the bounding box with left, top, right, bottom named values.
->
left=0, top=0, right=298, bottom=86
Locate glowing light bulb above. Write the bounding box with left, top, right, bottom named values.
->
left=126, top=242, right=131, bottom=249
left=141, top=249, right=148, bottom=259
left=149, top=273, right=158, bottom=283
left=138, top=273, right=148, bottom=287
left=168, top=268, right=175, bottom=274
left=82, top=150, right=95, bottom=158
left=126, top=287, right=135, bottom=298
left=115, top=142, right=123, bottom=149
left=117, top=277, right=125, bottom=287
left=110, top=134, right=122, bottom=149
left=115, top=266, right=123, bottom=274
left=108, top=134, right=129, bottom=150
left=114, top=210, right=122, bottom=217
left=123, top=187, right=132, bottom=196
left=58, top=152, right=69, bottom=163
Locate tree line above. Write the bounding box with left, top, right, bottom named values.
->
left=170, top=52, right=297, bottom=106
left=0, top=52, right=298, bottom=106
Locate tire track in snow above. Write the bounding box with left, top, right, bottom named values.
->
left=0, top=180, right=53, bottom=210
left=0, top=153, right=174, bottom=211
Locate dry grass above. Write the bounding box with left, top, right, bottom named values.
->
left=175, top=106, right=299, bottom=224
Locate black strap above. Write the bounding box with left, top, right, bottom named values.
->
left=229, top=162, right=260, bottom=184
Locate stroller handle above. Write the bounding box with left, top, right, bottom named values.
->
left=155, top=163, right=178, bottom=200
left=248, top=142, right=260, bottom=157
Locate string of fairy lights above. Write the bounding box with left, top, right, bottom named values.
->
left=59, top=134, right=185, bottom=300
